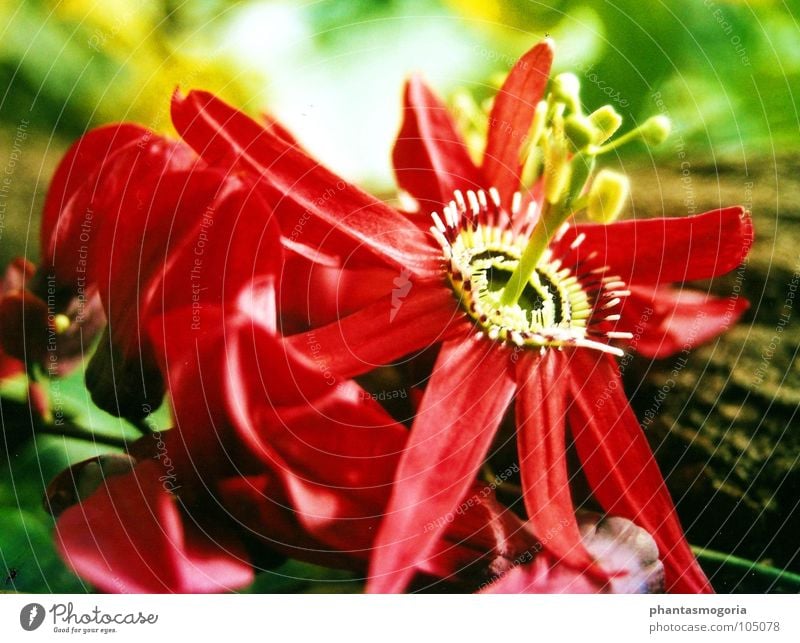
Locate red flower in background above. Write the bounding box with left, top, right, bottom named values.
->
left=167, top=38, right=752, bottom=594
left=39, top=123, right=283, bottom=420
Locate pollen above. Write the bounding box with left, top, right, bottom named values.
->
left=431, top=189, right=631, bottom=355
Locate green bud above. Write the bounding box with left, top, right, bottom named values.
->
left=564, top=114, right=600, bottom=151
left=588, top=105, right=623, bottom=143
left=587, top=169, right=630, bottom=223
left=640, top=115, right=671, bottom=146
left=551, top=72, right=581, bottom=113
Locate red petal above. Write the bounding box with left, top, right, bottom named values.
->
left=392, top=75, right=482, bottom=208
left=171, top=90, right=440, bottom=277
left=515, top=350, right=599, bottom=573
left=482, top=40, right=554, bottom=204
left=138, top=178, right=283, bottom=343
left=46, top=133, right=197, bottom=287
left=56, top=461, right=253, bottom=593
left=97, top=168, right=233, bottom=356
left=564, top=207, right=753, bottom=286
left=419, top=482, right=542, bottom=588
left=285, top=283, right=467, bottom=378
left=279, top=254, right=397, bottom=332
left=480, top=556, right=602, bottom=594
left=218, top=473, right=365, bottom=570
left=219, top=315, right=410, bottom=555
left=622, top=285, right=750, bottom=359
left=146, top=304, right=277, bottom=482
left=566, top=350, right=713, bottom=593
left=229, top=385, right=408, bottom=555
left=42, top=124, right=153, bottom=261
left=367, top=338, right=516, bottom=593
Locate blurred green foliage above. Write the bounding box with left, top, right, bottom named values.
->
left=448, top=0, right=800, bottom=160
left=0, top=0, right=259, bottom=136
left=2, top=1, right=796, bottom=179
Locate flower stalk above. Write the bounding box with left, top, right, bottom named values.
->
left=498, top=75, right=671, bottom=307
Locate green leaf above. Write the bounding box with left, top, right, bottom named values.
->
left=0, top=507, right=86, bottom=593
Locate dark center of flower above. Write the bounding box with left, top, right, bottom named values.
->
left=431, top=188, right=631, bottom=355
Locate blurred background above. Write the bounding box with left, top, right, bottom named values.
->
left=0, top=0, right=798, bottom=593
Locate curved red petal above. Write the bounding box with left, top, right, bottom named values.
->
left=515, top=350, right=600, bottom=574
left=367, top=338, right=516, bottom=593
left=279, top=256, right=397, bottom=332
left=171, top=90, right=440, bottom=277
left=42, top=124, right=153, bottom=261
left=285, top=283, right=467, bottom=378
left=566, top=350, right=713, bottom=593
left=138, top=179, right=282, bottom=343
left=565, top=207, right=753, bottom=286
left=482, top=39, right=554, bottom=204
left=47, top=133, right=197, bottom=287
left=480, top=556, right=602, bottom=594
left=392, top=75, right=482, bottom=208
left=219, top=313, right=411, bottom=555
left=55, top=461, right=253, bottom=593
left=621, top=285, right=750, bottom=359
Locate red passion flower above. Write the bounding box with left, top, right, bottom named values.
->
left=167, top=38, right=752, bottom=594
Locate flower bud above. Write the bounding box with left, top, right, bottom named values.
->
left=564, top=114, right=599, bottom=151
left=587, top=169, right=630, bottom=223
left=640, top=115, right=671, bottom=146
left=588, top=105, right=623, bottom=143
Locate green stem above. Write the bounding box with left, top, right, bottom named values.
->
left=129, top=416, right=155, bottom=435
left=500, top=154, right=595, bottom=306
left=592, top=124, right=645, bottom=155
left=37, top=422, right=129, bottom=450
left=500, top=201, right=559, bottom=306
left=691, top=546, right=800, bottom=588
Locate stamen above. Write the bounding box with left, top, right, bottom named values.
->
left=488, top=187, right=501, bottom=209
left=454, top=189, right=466, bottom=213
left=431, top=212, right=447, bottom=233
left=467, top=190, right=480, bottom=217
left=477, top=189, right=488, bottom=210
left=606, top=331, right=634, bottom=339
left=569, top=232, right=587, bottom=250
left=444, top=204, right=457, bottom=229
left=430, top=226, right=451, bottom=258
left=511, top=191, right=522, bottom=215
left=429, top=188, right=634, bottom=356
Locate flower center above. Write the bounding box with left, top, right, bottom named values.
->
left=431, top=189, right=631, bottom=355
